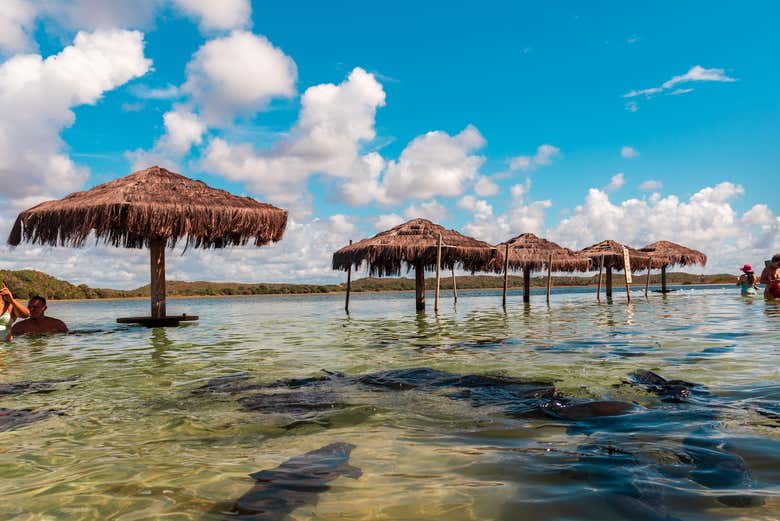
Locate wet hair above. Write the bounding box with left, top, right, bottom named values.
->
left=773, top=254, right=780, bottom=264
left=28, top=295, right=46, bottom=306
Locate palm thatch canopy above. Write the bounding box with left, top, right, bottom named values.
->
left=578, top=240, right=651, bottom=271
left=8, top=166, right=288, bottom=249
left=491, top=233, right=591, bottom=273
left=332, top=218, right=495, bottom=276
left=639, top=240, right=707, bottom=269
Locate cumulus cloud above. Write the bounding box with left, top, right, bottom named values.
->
left=373, top=214, right=404, bottom=230
left=126, top=105, right=206, bottom=170
left=639, top=179, right=662, bottom=191
left=547, top=182, right=760, bottom=272
left=42, top=0, right=162, bottom=32
left=509, top=144, right=560, bottom=172
left=621, top=146, right=639, bottom=158
left=171, top=0, right=251, bottom=32
left=378, top=125, right=485, bottom=204
left=0, top=0, right=38, bottom=53
left=474, top=176, right=500, bottom=197
left=183, top=30, right=297, bottom=125
left=605, top=173, right=625, bottom=192
left=0, top=29, right=151, bottom=201
left=203, top=67, right=385, bottom=212
left=404, top=200, right=449, bottom=222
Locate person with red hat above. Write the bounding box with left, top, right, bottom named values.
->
left=737, top=264, right=759, bottom=296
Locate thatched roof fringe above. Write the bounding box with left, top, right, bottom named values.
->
left=578, top=240, right=651, bottom=272
left=639, top=240, right=707, bottom=269
left=7, top=166, right=288, bottom=249
left=489, top=233, right=591, bottom=273
left=332, top=218, right=496, bottom=276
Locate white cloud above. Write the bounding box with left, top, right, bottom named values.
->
left=183, top=30, right=297, bottom=125
left=458, top=195, right=493, bottom=220
left=203, top=67, right=386, bottom=212
left=474, top=176, right=500, bottom=197
left=126, top=105, right=207, bottom=170
left=0, top=0, right=38, bottom=53
left=404, top=200, right=449, bottom=222
left=548, top=182, right=754, bottom=272
left=623, top=65, right=736, bottom=105
left=625, top=101, right=638, bottom=112
left=605, top=173, right=625, bottom=192
left=621, top=146, right=639, bottom=158
left=740, top=204, right=774, bottom=226
left=128, top=83, right=180, bottom=100
left=0, top=29, right=151, bottom=201
left=172, top=0, right=251, bottom=32
left=509, top=144, right=560, bottom=171
left=42, top=0, right=162, bottom=32
left=379, top=125, right=485, bottom=204
left=374, top=214, right=404, bottom=230
left=639, top=179, right=662, bottom=191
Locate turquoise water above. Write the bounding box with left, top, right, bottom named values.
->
left=1, top=285, right=779, bottom=520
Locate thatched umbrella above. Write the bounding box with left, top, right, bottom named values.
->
left=492, top=233, right=591, bottom=304
left=639, top=240, right=707, bottom=293
left=7, top=166, right=288, bottom=326
left=332, top=218, right=495, bottom=311
left=578, top=240, right=650, bottom=299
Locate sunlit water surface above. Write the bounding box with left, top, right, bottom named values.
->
left=1, top=285, right=779, bottom=520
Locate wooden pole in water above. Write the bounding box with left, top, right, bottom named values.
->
left=451, top=267, right=458, bottom=303
left=502, top=243, right=510, bottom=308
left=150, top=237, right=166, bottom=319
left=415, top=259, right=425, bottom=311
left=606, top=265, right=613, bottom=298
left=644, top=258, right=651, bottom=298
left=523, top=267, right=531, bottom=303
left=597, top=255, right=604, bottom=301
left=661, top=264, right=668, bottom=293
left=434, top=233, right=442, bottom=313
left=625, top=264, right=631, bottom=303
left=546, top=253, right=553, bottom=304
left=345, top=239, right=352, bottom=314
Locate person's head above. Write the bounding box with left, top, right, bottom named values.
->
left=773, top=254, right=780, bottom=266
left=27, top=296, right=47, bottom=318
left=740, top=264, right=754, bottom=274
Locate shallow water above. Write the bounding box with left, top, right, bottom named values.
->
left=1, top=285, right=779, bottom=520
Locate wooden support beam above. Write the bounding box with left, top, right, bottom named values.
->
left=345, top=239, right=352, bottom=314
left=150, top=237, right=166, bottom=319
left=523, top=267, right=531, bottom=303
left=452, top=267, right=458, bottom=303
left=434, top=233, right=442, bottom=313
left=597, top=255, right=604, bottom=301
left=415, top=259, right=425, bottom=311
left=502, top=243, right=510, bottom=308
left=546, top=253, right=552, bottom=304
left=661, top=264, right=668, bottom=293
left=644, top=258, right=651, bottom=298
left=606, top=265, right=613, bottom=298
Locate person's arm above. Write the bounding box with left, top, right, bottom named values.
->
left=55, top=319, right=68, bottom=333
left=0, top=288, right=29, bottom=319
left=760, top=267, right=772, bottom=284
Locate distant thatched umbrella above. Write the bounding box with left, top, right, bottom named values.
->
left=8, top=166, right=288, bottom=326
left=579, top=240, right=650, bottom=299
left=640, top=240, right=707, bottom=293
left=492, top=233, right=591, bottom=303
left=332, top=218, right=495, bottom=311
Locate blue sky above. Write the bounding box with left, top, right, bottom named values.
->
left=0, top=1, right=777, bottom=287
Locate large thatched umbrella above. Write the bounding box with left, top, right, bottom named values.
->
left=332, top=218, right=495, bottom=311
left=492, top=233, right=591, bottom=303
left=8, top=166, right=288, bottom=326
left=639, top=240, right=707, bottom=293
left=579, top=240, right=650, bottom=299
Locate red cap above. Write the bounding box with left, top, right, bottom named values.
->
left=740, top=264, right=753, bottom=273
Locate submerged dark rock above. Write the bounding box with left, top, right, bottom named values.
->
left=191, top=373, right=262, bottom=395
left=628, top=370, right=701, bottom=403
left=0, top=377, right=77, bottom=397
left=0, top=407, right=55, bottom=432
left=237, top=391, right=349, bottom=414
left=230, top=442, right=361, bottom=520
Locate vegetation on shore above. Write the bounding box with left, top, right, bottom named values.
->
left=0, top=269, right=736, bottom=300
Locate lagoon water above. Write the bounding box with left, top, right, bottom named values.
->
left=1, top=285, right=779, bottom=520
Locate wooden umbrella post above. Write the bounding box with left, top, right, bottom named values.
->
left=644, top=258, right=651, bottom=297
left=415, top=259, right=426, bottom=311
left=606, top=265, right=613, bottom=298
left=623, top=246, right=632, bottom=303
left=597, top=255, right=604, bottom=301
left=150, top=237, right=166, bottom=319
left=345, top=239, right=352, bottom=314
left=502, top=243, right=510, bottom=308
left=434, top=233, right=442, bottom=313
left=451, top=267, right=458, bottom=303
left=546, top=253, right=552, bottom=304
left=523, top=267, right=531, bottom=303
left=661, top=264, right=668, bottom=293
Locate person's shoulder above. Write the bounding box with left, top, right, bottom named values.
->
left=45, top=317, right=68, bottom=332
left=11, top=318, right=31, bottom=332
